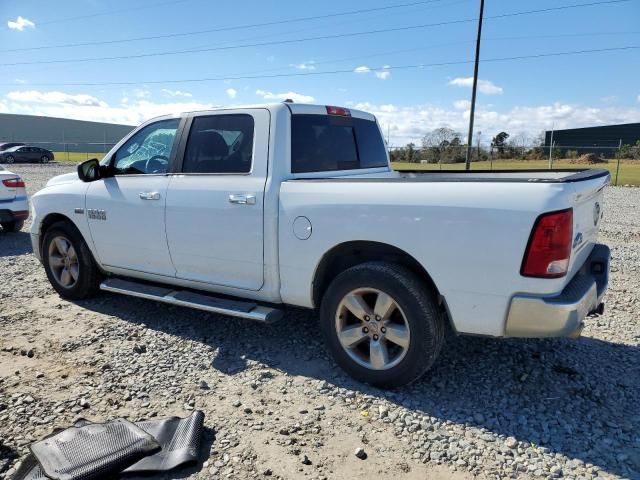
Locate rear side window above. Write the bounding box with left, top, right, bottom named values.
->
left=291, top=115, right=387, bottom=173
left=182, top=114, right=254, bottom=174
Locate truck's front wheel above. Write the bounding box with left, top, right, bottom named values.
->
left=42, top=221, right=101, bottom=300
left=320, top=262, right=444, bottom=388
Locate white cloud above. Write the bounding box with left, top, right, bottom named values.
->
left=453, top=99, right=471, bottom=110
left=356, top=101, right=640, bottom=147
left=291, top=61, right=316, bottom=71
left=7, top=90, right=107, bottom=107
left=133, top=89, right=151, bottom=99
left=226, top=88, right=237, bottom=99
left=449, top=77, right=503, bottom=95
left=354, top=65, right=390, bottom=80
left=375, top=66, right=391, bottom=80
left=255, top=89, right=314, bottom=103
left=3, top=89, right=215, bottom=125
left=7, top=16, right=35, bottom=31
left=379, top=104, right=398, bottom=113
left=161, top=89, right=192, bottom=98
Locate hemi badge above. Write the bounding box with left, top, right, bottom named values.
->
left=74, top=208, right=85, bottom=214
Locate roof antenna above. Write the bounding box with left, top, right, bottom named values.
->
left=283, top=98, right=294, bottom=103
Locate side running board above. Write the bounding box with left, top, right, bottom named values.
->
left=100, top=278, right=283, bottom=323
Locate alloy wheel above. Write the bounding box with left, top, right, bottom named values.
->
left=48, top=236, right=79, bottom=289
left=335, top=288, right=410, bottom=370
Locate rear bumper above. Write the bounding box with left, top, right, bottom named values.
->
left=504, top=244, right=609, bottom=337
left=0, top=195, right=29, bottom=223
left=0, top=208, right=29, bottom=223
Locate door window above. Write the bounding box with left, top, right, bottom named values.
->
left=112, top=118, right=180, bottom=175
left=182, top=115, right=254, bottom=173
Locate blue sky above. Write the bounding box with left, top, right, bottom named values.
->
left=1, top=0, right=639, bottom=145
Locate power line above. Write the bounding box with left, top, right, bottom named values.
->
left=0, top=0, right=631, bottom=67
left=0, top=0, right=456, bottom=53
left=119, top=29, right=636, bottom=86
left=37, top=0, right=196, bottom=26
left=2, top=45, right=636, bottom=87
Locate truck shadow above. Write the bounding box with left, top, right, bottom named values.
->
left=0, top=231, right=32, bottom=257
left=79, top=297, right=639, bottom=479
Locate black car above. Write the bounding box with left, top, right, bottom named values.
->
left=0, top=145, right=54, bottom=164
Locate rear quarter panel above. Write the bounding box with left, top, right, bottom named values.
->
left=279, top=179, right=578, bottom=336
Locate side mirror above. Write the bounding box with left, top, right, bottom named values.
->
left=77, top=158, right=101, bottom=182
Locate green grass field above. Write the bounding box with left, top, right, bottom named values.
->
left=392, top=159, right=640, bottom=186
left=52, top=152, right=107, bottom=163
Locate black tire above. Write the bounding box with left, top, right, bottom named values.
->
left=5, top=155, right=15, bottom=164
left=320, top=262, right=444, bottom=388
left=42, top=221, right=101, bottom=300
left=40, top=155, right=50, bottom=163
left=1, top=219, right=24, bottom=232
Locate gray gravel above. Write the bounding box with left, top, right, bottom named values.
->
left=0, top=163, right=638, bottom=479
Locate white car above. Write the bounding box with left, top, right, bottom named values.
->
left=30, top=103, right=610, bottom=387
left=0, top=165, right=29, bottom=232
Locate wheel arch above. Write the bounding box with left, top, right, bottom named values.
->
left=39, top=213, right=86, bottom=254
left=312, top=240, right=443, bottom=309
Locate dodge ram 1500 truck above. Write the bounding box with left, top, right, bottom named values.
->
left=30, top=103, right=610, bottom=387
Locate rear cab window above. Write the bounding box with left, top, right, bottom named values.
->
left=291, top=113, right=388, bottom=174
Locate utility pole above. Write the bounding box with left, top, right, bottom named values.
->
left=548, top=125, right=554, bottom=170
left=464, top=0, right=485, bottom=171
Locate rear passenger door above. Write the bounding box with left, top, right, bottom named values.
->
left=165, top=109, right=269, bottom=290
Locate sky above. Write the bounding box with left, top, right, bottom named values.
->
left=0, top=0, right=639, bottom=146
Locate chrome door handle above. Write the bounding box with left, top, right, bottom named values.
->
left=229, top=194, right=256, bottom=205
left=139, top=191, right=161, bottom=200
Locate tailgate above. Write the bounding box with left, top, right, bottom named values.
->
left=0, top=172, right=17, bottom=201
left=568, top=172, right=609, bottom=276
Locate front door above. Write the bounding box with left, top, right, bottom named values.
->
left=165, top=110, right=269, bottom=290
left=85, top=118, right=182, bottom=277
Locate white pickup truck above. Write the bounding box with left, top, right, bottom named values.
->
left=30, top=103, right=610, bottom=387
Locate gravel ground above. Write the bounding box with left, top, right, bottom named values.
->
left=0, top=163, right=638, bottom=480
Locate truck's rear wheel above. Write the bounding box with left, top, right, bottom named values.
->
left=320, top=262, right=444, bottom=388
left=42, top=221, right=101, bottom=300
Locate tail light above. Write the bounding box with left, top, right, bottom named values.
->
left=521, top=208, right=573, bottom=278
left=2, top=178, right=25, bottom=188
left=326, top=106, right=351, bottom=117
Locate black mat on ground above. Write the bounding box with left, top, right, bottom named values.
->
left=123, top=410, right=205, bottom=473
left=10, top=453, right=46, bottom=480
left=30, top=419, right=160, bottom=480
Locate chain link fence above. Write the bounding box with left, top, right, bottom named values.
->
left=389, top=144, right=640, bottom=186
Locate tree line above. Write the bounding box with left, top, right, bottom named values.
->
left=389, top=128, right=640, bottom=163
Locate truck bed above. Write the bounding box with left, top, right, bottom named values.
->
left=295, top=168, right=610, bottom=183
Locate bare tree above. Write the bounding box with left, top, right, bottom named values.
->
left=421, top=127, right=463, bottom=164
left=509, top=132, right=528, bottom=159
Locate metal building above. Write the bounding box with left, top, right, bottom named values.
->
left=0, top=113, right=135, bottom=153
left=545, top=122, right=640, bottom=157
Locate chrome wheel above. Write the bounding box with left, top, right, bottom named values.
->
left=335, top=288, right=410, bottom=371
left=48, top=236, right=79, bottom=289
